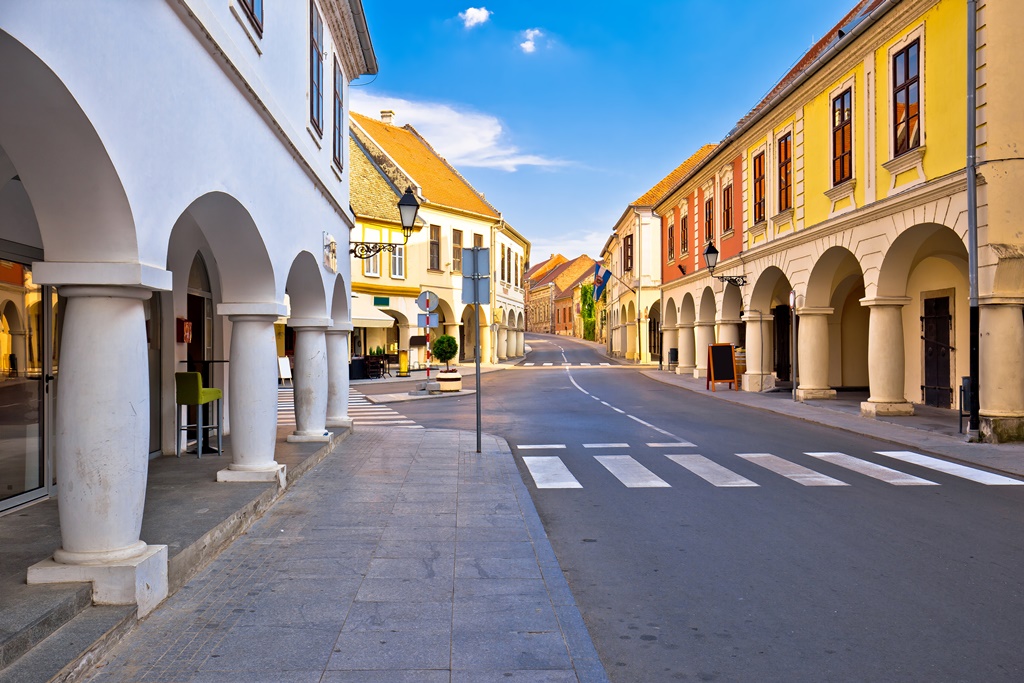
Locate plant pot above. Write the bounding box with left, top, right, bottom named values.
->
left=436, top=370, right=462, bottom=392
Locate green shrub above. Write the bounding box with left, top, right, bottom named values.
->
left=431, top=335, right=459, bottom=371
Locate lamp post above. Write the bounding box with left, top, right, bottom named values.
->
left=703, top=241, right=747, bottom=287
left=351, top=188, right=419, bottom=259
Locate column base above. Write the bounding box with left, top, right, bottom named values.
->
left=326, top=416, right=354, bottom=429
left=743, top=373, right=776, bottom=392
left=861, top=401, right=914, bottom=417
left=693, top=368, right=707, bottom=379
left=217, top=463, right=287, bottom=487
left=287, top=431, right=333, bottom=443
left=28, top=544, right=168, bottom=618
left=980, top=415, right=1024, bottom=443
left=676, top=365, right=695, bottom=376
left=796, top=388, right=837, bottom=401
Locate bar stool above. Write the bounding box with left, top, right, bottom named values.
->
left=174, top=371, right=222, bottom=458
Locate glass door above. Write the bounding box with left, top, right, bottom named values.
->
left=0, top=259, right=54, bottom=513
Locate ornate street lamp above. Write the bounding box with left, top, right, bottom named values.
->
left=351, top=187, right=420, bottom=259
left=702, top=241, right=747, bottom=287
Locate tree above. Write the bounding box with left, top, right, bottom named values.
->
left=431, top=335, right=459, bottom=371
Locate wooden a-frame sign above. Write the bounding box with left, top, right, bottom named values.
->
left=706, top=343, right=739, bottom=392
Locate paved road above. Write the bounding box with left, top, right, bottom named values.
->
left=392, top=333, right=1024, bottom=682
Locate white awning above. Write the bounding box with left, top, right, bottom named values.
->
left=351, top=294, right=395, bottom=328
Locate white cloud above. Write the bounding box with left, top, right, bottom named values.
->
left=520, top=28, right=543, bottom=53
left=351, top=92, right=566, bottom=173
left=458, top=7, right=492, bottom=29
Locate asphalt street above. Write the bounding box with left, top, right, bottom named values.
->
left=387, top=334, right=1024, bottom=683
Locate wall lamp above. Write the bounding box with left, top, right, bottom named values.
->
left=351, top=187, right=420, bottom=259
left=703, top=241, right=747, bottom=287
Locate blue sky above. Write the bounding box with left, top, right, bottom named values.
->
left=352, top=1, right=854, bottom=265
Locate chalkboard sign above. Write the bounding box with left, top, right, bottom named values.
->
left=706, top=344, right=738, bottom=392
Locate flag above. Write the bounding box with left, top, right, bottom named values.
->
left=593, top=264, right=611, bottom=301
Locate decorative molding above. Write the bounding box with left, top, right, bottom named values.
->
left=824, top=178, right=857, bottom=216
left=881, top=146, right=926, bottom=190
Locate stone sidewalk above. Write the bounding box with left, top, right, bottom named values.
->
left=78, top=428, right=607, bottom=683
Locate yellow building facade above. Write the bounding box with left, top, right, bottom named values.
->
left=655, top=0, right=1024, bottom=442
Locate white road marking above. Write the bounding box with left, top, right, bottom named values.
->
left=357, top=420, right=417, bottom=425
left=543, top=362, right=553, bottom=366
left=524, top=362, right=535, bottom=366
left=518, top=444, right=567, bottom=450
left=805, top=452, right=939, bottom=486
left=600, top=363, right=611, bottom=366
left=647, top=441, right=697, bottom=448
left=737, top=453, right=849, bottom=486
left=665, top=454, right=759, bottom=487
left=580, top=363, right=591, bottom=366
left=596, top=456, right=671, bottom=488
left=523, top=457, right=583, bottom=489
left=584, top=443, right=630, bottom=449
left=875, top=451, right=1024, bottom=485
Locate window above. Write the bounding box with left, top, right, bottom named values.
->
left=429, top=225, right=440, bottom=270
left=332, top=57, right=344, bottom=168
left=832, top=89, right=853, bottom=184
left=681, top=214, right=689, bottom=253
left=704, top=197, right=714, bottom=242
left=722, top=185, right=733, bottom=233
left=474, top=233, right=483, bottom=248
left=391, top=244, right=405, bottom=278
left=240, top=0, right=263, bottom=36
left=753, top=152, right=766, bottom=223
left=363, top=230, right=380, bottom=277
left=452, top=229, right=463, bottom=273
left=623, top=234, right=634, bottom=272
left=893, top=39, right=920, bottom=157
left=501, top=245, right=507, bottom=283
left=309, top=3, right=324, bottom=135
left=778, top=133, right=792, bottom=212
left=667, top=220, right=675, bottom=262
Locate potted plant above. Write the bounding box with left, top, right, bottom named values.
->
left=431, top=335, right=461, bottom=391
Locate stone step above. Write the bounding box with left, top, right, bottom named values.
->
left=0, top=583, right=91, bottom=673
left=0, top=604, right=135, bottom=683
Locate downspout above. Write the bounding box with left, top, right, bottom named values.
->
left=635, top=209, right=642, bottom=364
left=966, top=0, right=980, bottom=440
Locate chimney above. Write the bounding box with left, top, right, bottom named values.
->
left=380, top=109, right=394, bottom=125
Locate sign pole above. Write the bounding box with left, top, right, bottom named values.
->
left=425, top=293, right=431, bottom=381
left=475, top=297, right=482, bottom=454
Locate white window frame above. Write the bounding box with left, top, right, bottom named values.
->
left=391, top=243, right=405, bottom=279
left=363, top=228, right=380, bottom=277
left=881, top=23, right=927, bottom=188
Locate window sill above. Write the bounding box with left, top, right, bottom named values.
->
left=427, top=268, right=444, bottom=274
left=307, top=124, right=323, bottom=149
left=824, top=178, right=856, bottom=202
left=772, top=208, right=795, bottom=225
left=882, top=146, right=926, bottom=190
left=229, top=0, right=263, bottom=55
left=331, top=163, right=343, bottom=182
left=721, top=229, right=735, bottom=240
left=748, top=221, right=768, bottom=238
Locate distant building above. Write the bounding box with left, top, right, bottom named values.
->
left=530, top=256, right=596, bottom=335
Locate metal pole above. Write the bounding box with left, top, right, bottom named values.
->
left=790, top=290, right=797, bottom=402
left=967, top=0, right=980, bottom=440
left=475, top=298, right=482, bottom=454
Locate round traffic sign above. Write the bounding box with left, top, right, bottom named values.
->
left=416, top=290, right=439, bottom=312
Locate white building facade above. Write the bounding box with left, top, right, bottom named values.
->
left=0, top=0, right=375, bottom=614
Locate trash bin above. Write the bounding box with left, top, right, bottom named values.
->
left=668, top=348, right=678, bottom=364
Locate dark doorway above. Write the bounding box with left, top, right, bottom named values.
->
left=923, top=296, right=952, bottom=408
left=774, top=304, right=791, bottom=382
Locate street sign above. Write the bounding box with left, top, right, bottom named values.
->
left=462, top=275, right=490, bottom=305
left=417, top=313, right=439, bottom=329
left=416, top=290, right=439, bottom=312
left=464, top=248, right=489, bottom=277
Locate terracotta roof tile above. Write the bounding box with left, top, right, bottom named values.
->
left=634, top=144, right=718, bottom=206
left=352, top=111, right=499, bottom=219
left=348, top=136, right=402, bottom=224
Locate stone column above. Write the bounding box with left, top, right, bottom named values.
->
left=795, top=307, right=836, bottom=400
left=506, top=325, right=516, bottom=358
left=287, top=319, right=332, bottom=442
left=693, top=321, right=715, bottom=378
left=27, top=282, right=167, bottom=617
left=217, top=307, right=286, bottom=484
left=742, top=313, right=775, bottom=391
left=980, top=299, right=1024, bottom=442
left=717, top=319, right=741, bottom=346
left=326, top=324, right=353, bottom=430
left=517, top=329, right=525, bottom=357
left=676, top=323, right=695, bottom=375
left=497, top=326, right=508, bottom=360
left=860, top=297, right=913, bottom=416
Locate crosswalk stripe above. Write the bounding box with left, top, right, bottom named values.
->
left=543, top=362, right=553, bottom=366
left=523, top=457, right=583, bottom=489
left=737, top=453, right=849, bottom=486
left=805, top=452, right=939, bottom=485
left=357, top=420, right=417, bottom=425
left=875, top=451, right=1024, bottom=485
left=665, top=454, right=759, bottom=487
left=583, top=443, right=629, bottom=449
left=524, top=363, right=535, bottom=366
left=647, top=442, right=697, bottom=448
left=595, top=456, right=671, bottom=488
left=518, top=444, right=566, bottom=450
left=580, top=363, right=591, bottom=366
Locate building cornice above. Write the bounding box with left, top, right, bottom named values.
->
left=352, top=282, right=422, bottom=298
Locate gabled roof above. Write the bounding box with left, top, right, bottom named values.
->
left=348, top=135, right=402, bottom=224
left=527, top=254, right=567, bottom=284
left=633, top=144, right=718, bottom=207
left=351, top=111, right=499, bottom=219
left=536, top=255, right=596, bottom=294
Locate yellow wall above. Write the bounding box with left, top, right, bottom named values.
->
left=876, top=0, right=966, bottom=197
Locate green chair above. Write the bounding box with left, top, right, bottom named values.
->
left=174, top=372, right=222, bottom=458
